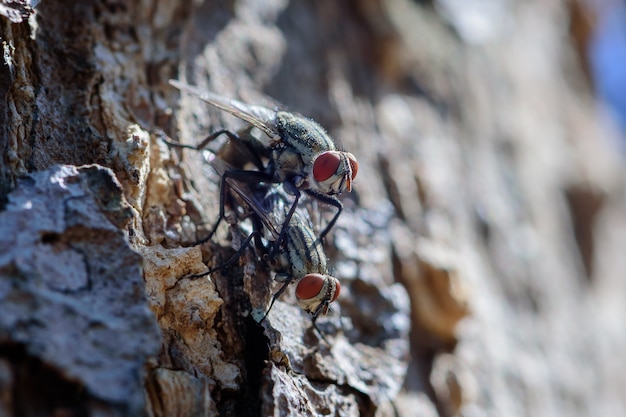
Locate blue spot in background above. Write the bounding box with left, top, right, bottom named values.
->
left=589, top=1, right=626, bottom=147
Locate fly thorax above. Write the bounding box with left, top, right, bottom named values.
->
left=276, top=112, right=335, bottom=165
left=273, top=147, right=306, bottom=182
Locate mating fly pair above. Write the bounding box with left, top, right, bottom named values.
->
left=198, top=150, right=341, bottom=324
left=164, top=80, right=354, bottom=323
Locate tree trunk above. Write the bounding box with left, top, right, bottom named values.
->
left=1, top=1, right=625, bottom=416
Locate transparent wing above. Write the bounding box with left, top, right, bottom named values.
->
left=169, top=79, right=279, bottom=140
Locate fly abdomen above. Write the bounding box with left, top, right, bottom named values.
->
left=286, top=214, right=327, bottom=278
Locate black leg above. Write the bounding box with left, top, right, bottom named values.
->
left=190, top=170, right=230, bottom=245
left=160, top=128, right=267, bottom=171
left=267, top=189, right=301, bottom=258
left=258, top=275, right=295, bottom=323
left=251, top=214, right=269, bottom=256
left=160, top=129, right=240, bottom=151
left=186, top=230, right=260, bottom=280
left=192, top=168, right=277, bottom=245
left=311, top=313, right=330, bottom=344
left=303, top=189, right=343, bottom=240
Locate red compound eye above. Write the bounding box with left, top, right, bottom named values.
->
left=331, top=280, right=341, bottom=302
left=296, top=274, right=325, bottom=300
left=313, top=152, right=341, bottom=182
left=347, top=153, right=358, bottom=180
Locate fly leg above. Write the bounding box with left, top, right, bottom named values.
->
left=266, top=187, right=301, bottom=258
left=310, top=313, right=331, bottom=344
left=160, top=128, right=237, bottom=151
left=161, top=128, right=274, bottom=245
left=194, top=168, right=277, bottom=245
left=160, top=128, right=267, bottom=171
left=304, top=189, right=343, bottom=240
left=185, top=230, right=260, bottom=279
left=258, top=275, right=294, bottom=323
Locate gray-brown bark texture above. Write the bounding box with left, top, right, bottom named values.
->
left=1, top=0, right=625, bottom=416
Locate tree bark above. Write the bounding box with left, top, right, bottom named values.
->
left=1, top=1, right=625, bottom=416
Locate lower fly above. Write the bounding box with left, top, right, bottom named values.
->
left=170, top=132, right=342, bottom=331
left=189, top=180, right=341, bottom=330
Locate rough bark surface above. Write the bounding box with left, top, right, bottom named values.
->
left=1, top=1, right=625, bottom=417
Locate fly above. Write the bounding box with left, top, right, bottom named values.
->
left=167, top=79, right=358, bottom=244
left=188, top=153, right=341, bottom=325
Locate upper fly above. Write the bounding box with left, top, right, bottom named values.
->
left=168, top=79, right=358, bottom=240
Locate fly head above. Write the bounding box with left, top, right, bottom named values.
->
left=295, top=273, right=341, bottom=318
left=311, top=150, right=358, bottom=194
